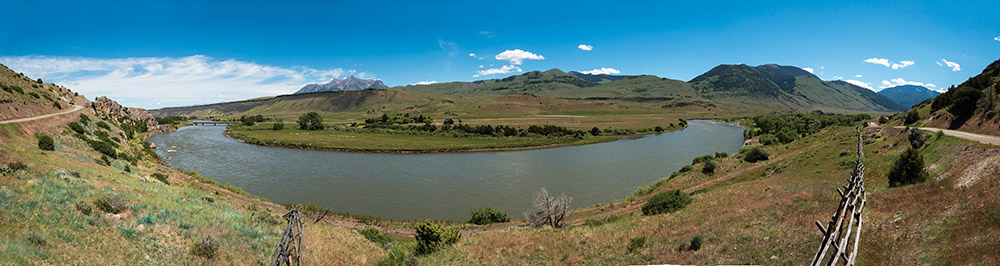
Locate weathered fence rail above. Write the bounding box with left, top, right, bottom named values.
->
left=269, top=208, right=305, bottom=266
left=811, top=127, right=867, bottom=265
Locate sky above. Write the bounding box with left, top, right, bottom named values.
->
left=1, top=0, right=999, bottom=108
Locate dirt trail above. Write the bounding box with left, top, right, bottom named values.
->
left=896, top=126, right=1000, bottom=146
left=0, top=105, right=83, bottom=124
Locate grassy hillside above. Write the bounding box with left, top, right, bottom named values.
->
left=906, top=58, right=1000, bottom=135
left=0, top=64, right=89, bottom=121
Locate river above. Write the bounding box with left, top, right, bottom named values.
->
left=148, top=120, right=745, bottom=221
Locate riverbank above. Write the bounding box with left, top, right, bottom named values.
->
left=223, top=123, right=686, bottom=153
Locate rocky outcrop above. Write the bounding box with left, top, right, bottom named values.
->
left=91, top=96, right=162, bottom=131
left=294, top=76, right=389, bottom=94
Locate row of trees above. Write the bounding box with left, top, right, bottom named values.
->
left=744, top=113, right=870, bottom=145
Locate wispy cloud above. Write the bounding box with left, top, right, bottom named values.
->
left=412, top=81, right=437, bottom=85
left=473, top=65, right=521, bottom=77
left=995, top=36, right=1000, bottom=42
left=880, top=78, right=937, bottom=90
left=479, top=31, right=496, bottom=38
left=579, top=67, right=620, bottom=75
left=802, top=67, right=814, bottom=73
left=863, top=57, right=913, bottom=69
left=577, top=44, right=593, bottom=51
left=844, top=80, right=873, bottom=90
left=936, top=59, right=961, bottom=71
left=0, top=55, right=351, bottom=108
left=855, top=74, right=863, bottom=78
left=494, top=49, right=544, bottom=65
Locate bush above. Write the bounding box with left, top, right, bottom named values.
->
left=934, top=130, right=944, bottom=139
left=627, top=236, right=646, bottom=253
left=702, top=160, right=717, bottom=174
left=298, top=112, right=324, bottom=130
left=68, top=122, right=85, bottom=134
left=583, top=214, right=623, bottom=227
left=741, top=146, right=769, bottom=163
left=360, top=227, right=394, bottom=249
left=903, top=111, right=920, bottom=125
left=888, top=148, right=927, bottom=187
left=272, top=122, right=284, bottom=130
left=37, top=134, right=55, bottom=151
left=641, top=190, right=692, bottom=216
left=94, top=195, right=127, bottom=214
left=24, top=231, right=46, bottom=246
left=96, top=121, right=110, bottom=130
left=151, top=173, right=169, bottom=184
left=908, top=129, right=927, bottom=149
left=689, top=234, right=703, bottom=251
left=415, top=222, right=460, bottom=255
left=692, top=155, right=714, bottom=165
left=468, top=207, right=510, bottom=225
left=75, top=201, right=92, bottom=215
left=590, top=127, right=601, bottom=136
left=776, top=129, right=798, bottom=144
left=79, top=114, right=90, bottom=125
left=525, top=188, right=573, bottom=228
left=191, top=237, right=218, bottom=258
left=8, top=162, right=28, bottom=171
left=714, top=152, right=728, bottom=158
left=654, top=126, right=664, bottom=132
left=758, top=134, right=779, bottom=146
left=679, top=165, right=693, bottom=173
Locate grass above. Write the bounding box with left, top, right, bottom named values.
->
left=229, top=127, right=620, bottom=152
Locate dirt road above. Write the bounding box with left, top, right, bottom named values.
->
left=906, top=126, right=1000, bottom=146
left=0, top=105, right=83, bottom=124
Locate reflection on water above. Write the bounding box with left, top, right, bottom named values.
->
left=148, top=120, right=745, bottom=221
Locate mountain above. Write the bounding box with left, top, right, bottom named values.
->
left=403, top=68, right=697, bottom=99
left=877, top=85, right=940, bottom=108
left=294, top=76, right=389, bottom=94
left=0, top=63, right=90, bottom=121
left=689, top=64, right=906, bottom=112
left=911, top=58, right=1000, bottom=133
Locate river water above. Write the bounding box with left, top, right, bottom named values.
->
left=148, top=120, right=745, bottom=221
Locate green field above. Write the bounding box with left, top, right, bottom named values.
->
left=228, top=127, right=622, bottom=152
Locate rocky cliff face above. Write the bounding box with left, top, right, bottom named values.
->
left=91, top=96, right=162, bottom=131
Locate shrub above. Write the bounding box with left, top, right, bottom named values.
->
left=25, top=231, right=46, bottom=246
left=702, top=160, right=717, bottom=174
left=654, top=126, right=664, bottom=132
left=360, top=227, right=392, bottom=249
left=37, top=134, right=55, bottom=151
left=776, top=129, right=798, bottom=144
left=151, top=173, right=169, bottom=184
left=641, top=190, right=692, bottom=216
left=123, top=165, right=131, bottom=173
left=888, top=148, right=927, bottom=187
left=75, top=201, right=92, bottom=215
left=79, top=114, right=90, bottom=124
left=8, top=162, right=28, bottom=171
left=191, top=237, right=218, bottom=258
left=714, top=152, right=728, bottom=158
left=590, top=127, right=601, bottom=136
left=758, top=134, right=779, bottom=146
left=935, top=130, right=945, bottom=140
left=679, top=165, right=693, bottom=173
left=692, top=155, right=714, bottom=165
left=272, top=122, right=284, bottom=130
left=583, top=214, right=623, bottom=227
left=68, top=122, right=85, bottom=134
left=908, top=129, right=927, bottom=149
left=298, top=112, right=324, bottom=130
left=96, top=121, right=110, bottom=130
left=468, top=207, right=510, bottom=225
left=627, top=236, right=646, bottom=253
left=742, top=146, right=769, bottom=163
left=415, top=222, right=460, bottom=255
left=525, top=188, right=573, bottom=228
left=689, top=234, right=703, bottom=251
left=94, top=195, right=127, bottom=214
left=903, top=111, right=920, bottom=125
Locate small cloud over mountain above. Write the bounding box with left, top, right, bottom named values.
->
left=579, top=67, right=621, bottom=75
left=473, top=65, right=522, bottom=77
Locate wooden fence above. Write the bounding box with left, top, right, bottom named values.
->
left=811, top=127, right=867, bottom=265
left=269, top=208, right=305, bottom=266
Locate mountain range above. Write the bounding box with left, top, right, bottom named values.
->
left=877, top=85, right=940, bottom=109
left=294, top=76, right=388, bottom=94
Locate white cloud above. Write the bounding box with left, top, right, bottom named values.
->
left=937, top=59, right=961, bottom=71
left=855, top=74, right=863, bottom=78
left=832, top=76, right=843, bottom=79
left=577, top=44, right=593, bottom=51
left=864, top=58, right=891, bottom=67
left=478, top=65, right=484, bottom=68
left=494, top=49, right=544, bottom=65
left=844, top=80, right=873, bottom=90
left=0, top=55, right=352, bottom=108
left=802, top=67, right=814, bottom=73
left=995, top=36, right=1000, bottom=42
left=579, top=67, right=621, bottom=75
left=891, top=60, right=915, bottom=70
left=473, top=65, right=522, bottom=77
left=468, top=53, right=477, bottom=58
left=879, top=78, right=936, bottom=89
left=413, top=81, right=437, bottom=85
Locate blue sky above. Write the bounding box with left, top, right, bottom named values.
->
left=1, top=0, right=999, bottom=108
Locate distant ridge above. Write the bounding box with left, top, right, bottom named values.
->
left=877, top=85, right=940, bottom=108
left=294, top=76, right=389, bottom=94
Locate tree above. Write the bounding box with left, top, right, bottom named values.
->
left=948, top=87, right=982, bottom=117
left=702, top=160, right=717, bottom=174
left=590, top=127, right=601, bottom=136
left=37, top=134, right=55, bottom=151
left=908, top=129, right=927, bottom=149
left=903, top=111, right=920, bottom=125
left=888, top=148, right=927, bottom=187
left=272, top=122, right=284, bottom=130
left=298, top=112, right=324, bottom=130
left=525, top=188, right=572, bottom=228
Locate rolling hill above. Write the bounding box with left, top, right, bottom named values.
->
left=689, top=64, right=906, bottom=113
left=877, top=85, right=940, bottom=108
left=0, top=64, right=89, bottom=121
left=908, top=58, right=1000, bottom=134
left=402, top=69, right=698, bottom=99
